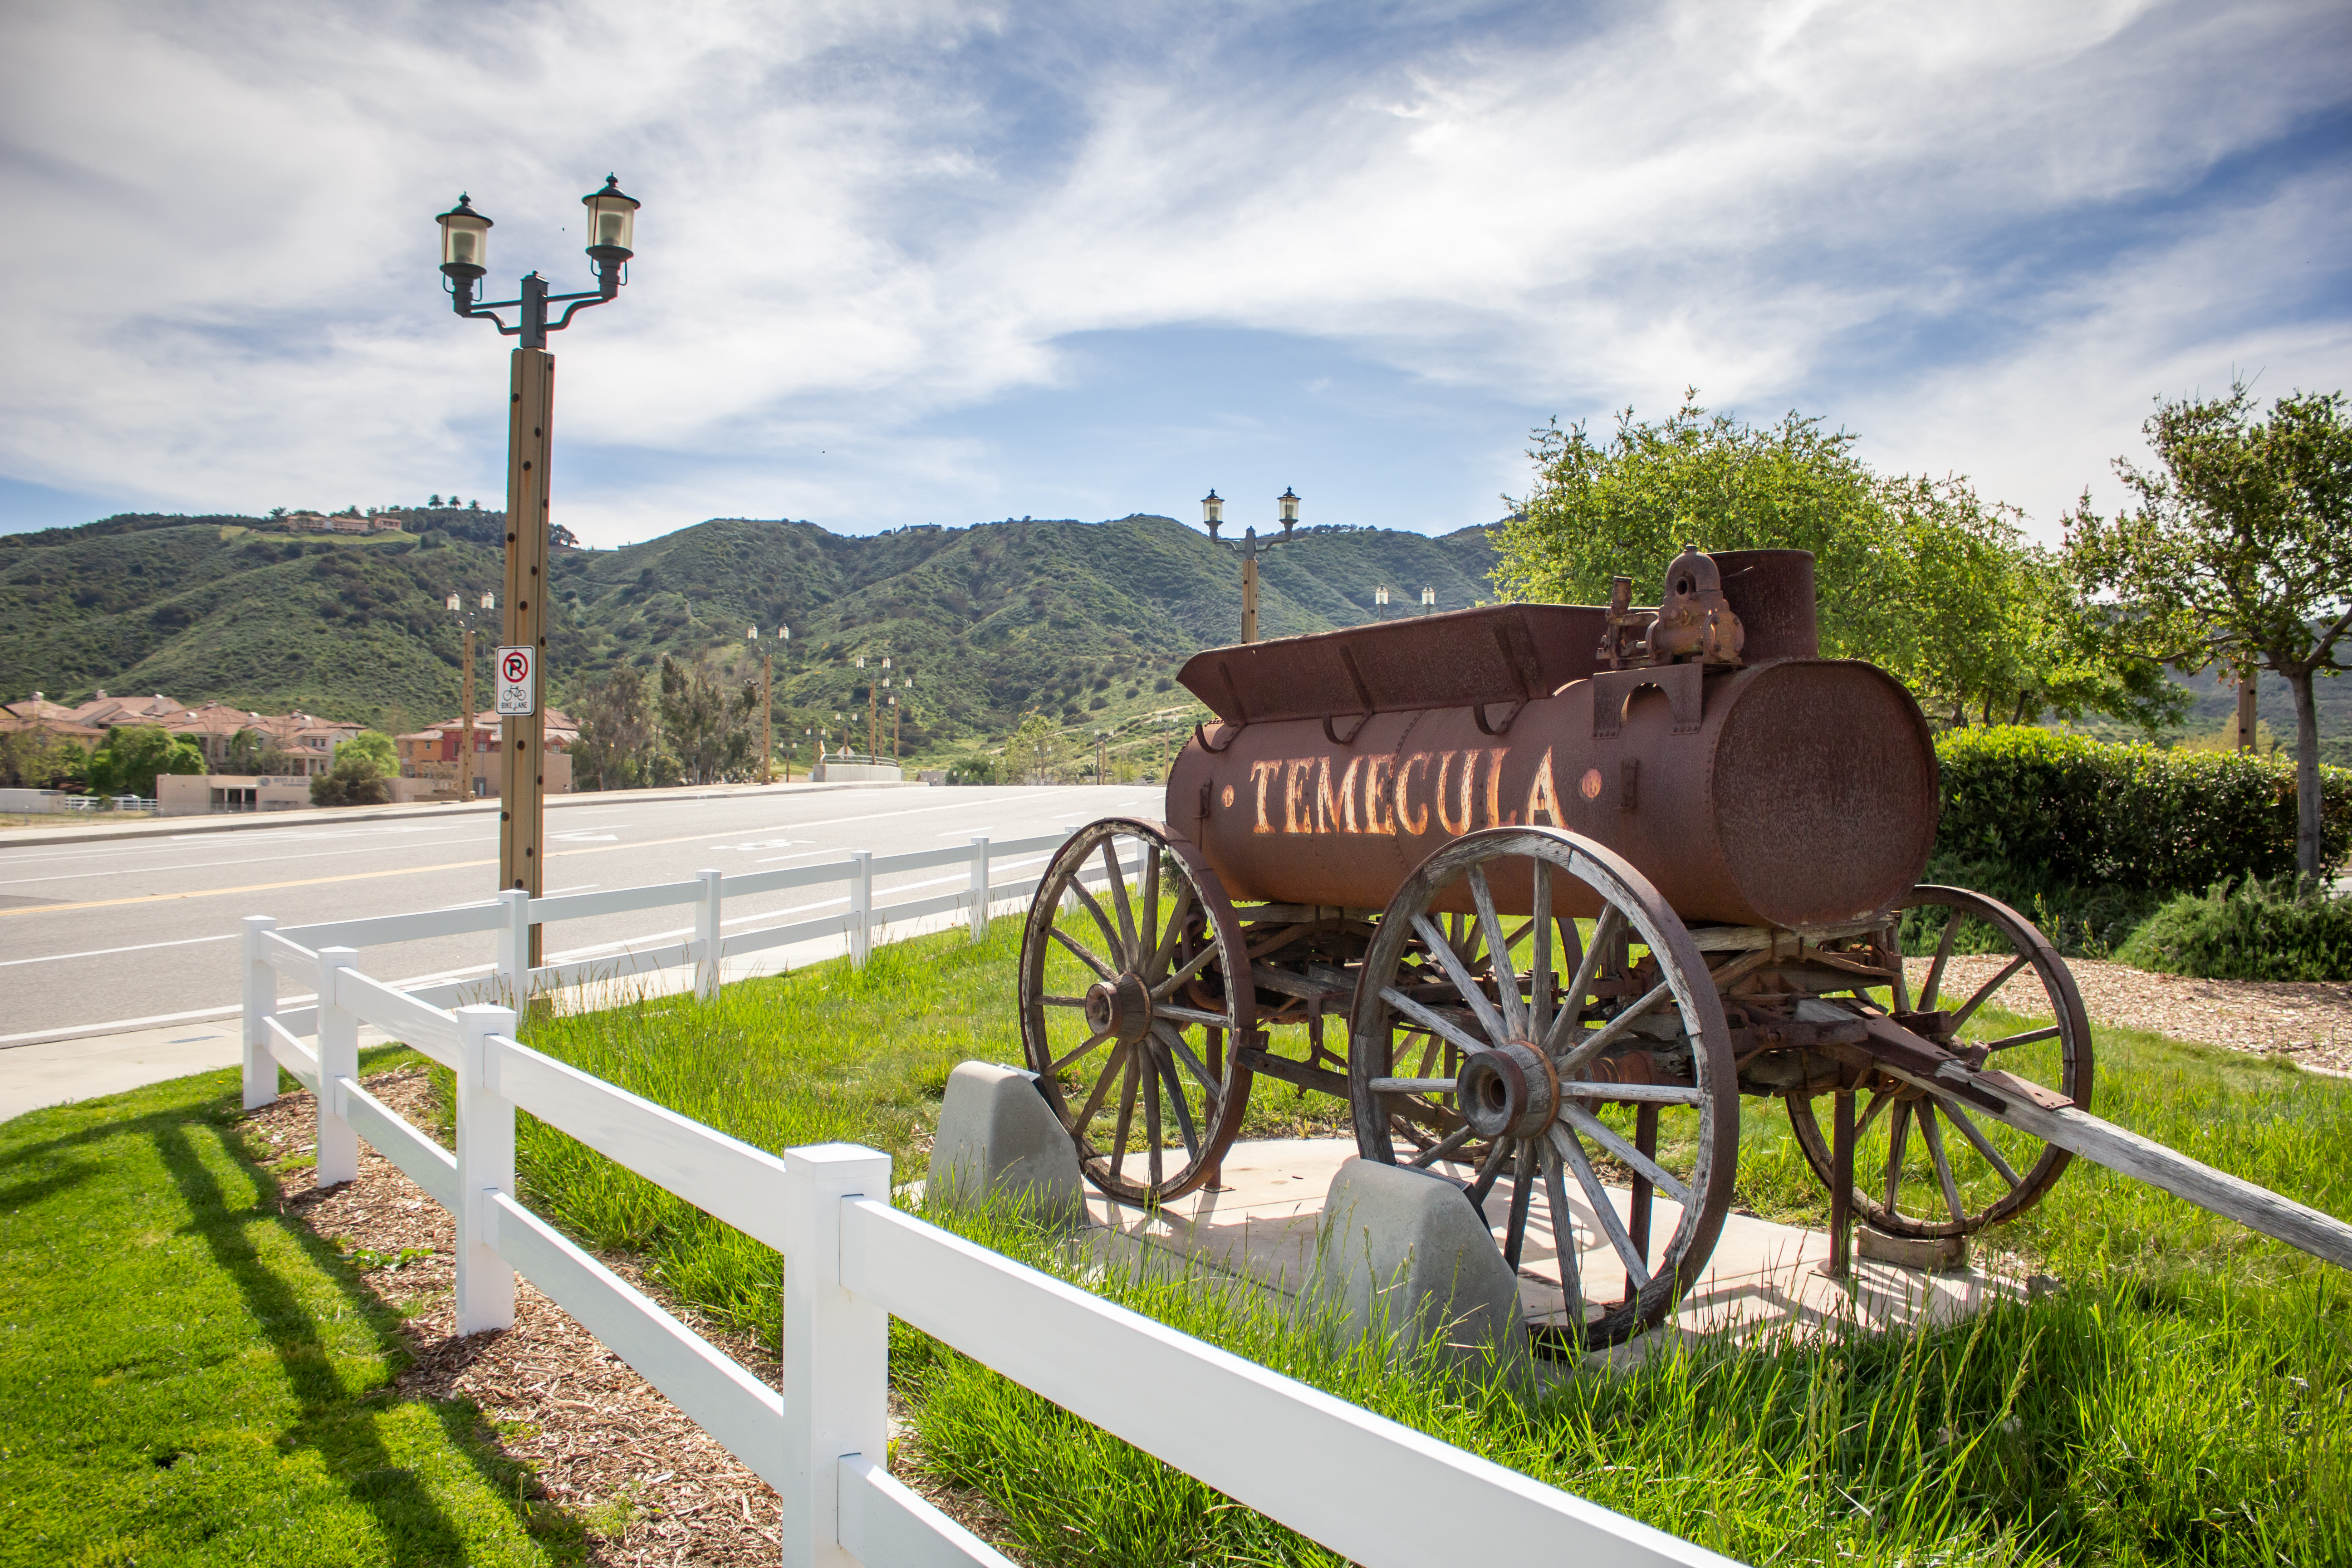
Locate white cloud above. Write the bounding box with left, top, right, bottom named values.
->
left=1, top=0, right=2344, bottom=543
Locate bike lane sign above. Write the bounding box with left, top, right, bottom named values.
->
left=495, top=645, right=537, bottom=716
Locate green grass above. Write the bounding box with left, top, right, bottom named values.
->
left=13, top=921, right=2346, bottom=1563
left=0, top=1048, right=584, bottom=1568
left=502, top=921, right=2352, bottom=1566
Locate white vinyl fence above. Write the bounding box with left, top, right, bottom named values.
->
left=240, top=832, right=1068, bottom=1061
left=240, top=844, right=1735, bottom=1568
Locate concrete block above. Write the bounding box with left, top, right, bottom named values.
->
left=1306, top=1156, right=1529, bottom=1382
left=926, top=1062, right=1085, bottom=1225
left=1857, top=1226, right=1970, bottom=1273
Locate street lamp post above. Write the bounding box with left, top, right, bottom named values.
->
left=446, top=591, right=496, bottom=799
left=437, top=176, right=640, bottom=950
left=1198, top=488, right=1299, bottom=643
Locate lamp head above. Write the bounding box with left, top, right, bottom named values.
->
left=437, top=193, right=491, bottom=280
left=581, top=174, right=639, bottom=263
left=1278, top=486, right=1299, bottom=534
left=1201, top=489, right=1223, bottom=539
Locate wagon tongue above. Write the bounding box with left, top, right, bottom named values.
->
left=1832, top=1004, right=2352, bottom=1271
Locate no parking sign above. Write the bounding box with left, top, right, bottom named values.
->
left=495, top=645, right=536, bottom=715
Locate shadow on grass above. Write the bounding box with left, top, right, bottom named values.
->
left=0, top=1067, right=575, bottom=1563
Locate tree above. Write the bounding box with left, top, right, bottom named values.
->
left=88, top=726, right=204, bottom=798
left=0, top=732, right=89, bottom=791
left=657, top=654, right=749, bottom=785
left=1493, top=392, right=2175, bottom=730
left=1006, top=711, right=1060, bottom=784
left=1493, top=392, right=1903, bottom=662
left=574, top=666, right=654, bottom=790
left=2068, top=384, right=2352, bottom=877
left=310, top=730, right=396, bottom=807
left=225, top=727, right=303, bottom=776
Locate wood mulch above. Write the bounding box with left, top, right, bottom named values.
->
left=240, top=1068, right=1033, bottom=1566
left=1907, top=955, right=2352, bottom=1076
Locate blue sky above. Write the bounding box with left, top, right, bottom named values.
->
left=2, top=0, right=2346, bottom=548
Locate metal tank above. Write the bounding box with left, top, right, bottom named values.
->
left=1163, top=548, right=1938, bottom=930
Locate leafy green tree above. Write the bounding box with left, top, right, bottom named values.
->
left=1006, top=711, right=1060, bottom=784
left=309, top=730, right=396, bottom=808
left=224, top=727, right=302, bottom=776
left=658, top=654, right=740, bottom=785
left=1493, top=392, right=1902, bottom=661
left=574, top=666, right=654, bottom=790
left=2068, top=384, right=2352, bottom=877
left=0, top=732, right=89, bottom=791
left=87, top=726, right=204, bottom=798
left=1494, top=392, right=2175, bottom=731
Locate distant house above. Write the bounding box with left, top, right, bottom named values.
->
left=399, top=708, right=577, bottom=797
left=67, top=691, right=186, bottom=729
left=0, top=693, right=106, bottom=745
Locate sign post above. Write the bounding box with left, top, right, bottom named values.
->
left=500, top=347, right=554, bottom=965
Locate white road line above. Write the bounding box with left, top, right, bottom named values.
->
left=0, top=834, right=490, bottom=889
left=0, top=931, right=241, bottom=968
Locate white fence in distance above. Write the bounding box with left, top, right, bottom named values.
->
left=240, top=850, right=1738, bottom=1567
left=242, top=831, right=1068, bottom=1058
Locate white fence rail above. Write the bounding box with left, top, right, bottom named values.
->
left=240, top=844, right=1734, bottom=1567
left=242, top=832, right=1064, bottom=1044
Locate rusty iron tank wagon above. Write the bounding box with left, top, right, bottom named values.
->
left=1016, top=545, right=2350, bottom=1352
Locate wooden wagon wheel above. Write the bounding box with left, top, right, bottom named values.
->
left=1787, top=884, right=2094, bottom=1238
left=1019, top=818, right=1254, bottom=1206
left=1348, top=827, right=1740, bottom=1351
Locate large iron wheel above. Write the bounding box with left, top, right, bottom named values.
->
left=1787, top=884, right=2093, bottom=1238
left=1019, top=818, right=1253, bottom=1206
left=1348, top=827, right=1739, bottom=1351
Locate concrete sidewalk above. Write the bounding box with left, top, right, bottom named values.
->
left=1090, top=1138, right=2018, bottom=1358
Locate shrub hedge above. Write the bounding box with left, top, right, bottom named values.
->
left=1933, top=726, right=2352, bottom=890
left=1923, top=727, right=2352, bottom=962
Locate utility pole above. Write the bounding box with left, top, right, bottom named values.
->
left=460, top=627, right=475, bottom=795
left=2237, top=666, right=2259, bottom=751
left=762, top=652, right=774, bottom=783
left=501, top=346, right=553, bottom=962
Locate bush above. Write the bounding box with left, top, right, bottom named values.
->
left=2119, top=876, right=2352, bottom=982
left=1935, top=726, right=2352, bottom=890
left=1924, top=727, right=2352, bottom=959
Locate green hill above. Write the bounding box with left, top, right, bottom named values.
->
left=0, top=511, right=1498, bottom=760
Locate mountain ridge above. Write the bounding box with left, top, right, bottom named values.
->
left=0, top=510, right=1502, bottom=756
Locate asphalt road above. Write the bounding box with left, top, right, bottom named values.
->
left=0, top=783, right=1162, bottom=1042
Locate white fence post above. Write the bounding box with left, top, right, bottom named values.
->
left=849, top=850, right=873, bottom=970
left=314, top=945, right=360, bottom=1187
left=695, top=868, right=724, bottom=1000
left=455, top=1003, right=519, bottom=1334
left=497, top=887, right=531, bottom=1010
left=968, top=836, right=990, bottom=942
left=780, top=1143, right=892, bottom=1568
left=241, top=915, right=278, bottom=1110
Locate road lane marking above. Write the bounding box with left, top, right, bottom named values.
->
left=0, top=788, right=1162, bottom=918
left=0, top=932, right=241, bottom=967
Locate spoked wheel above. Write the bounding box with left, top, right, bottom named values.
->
left=1019, top=818, right=1254, bottom=1206
left=1348, top=827, right=1739, bottom=1351
left=1787, top=884, right=2093, bottom=1238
